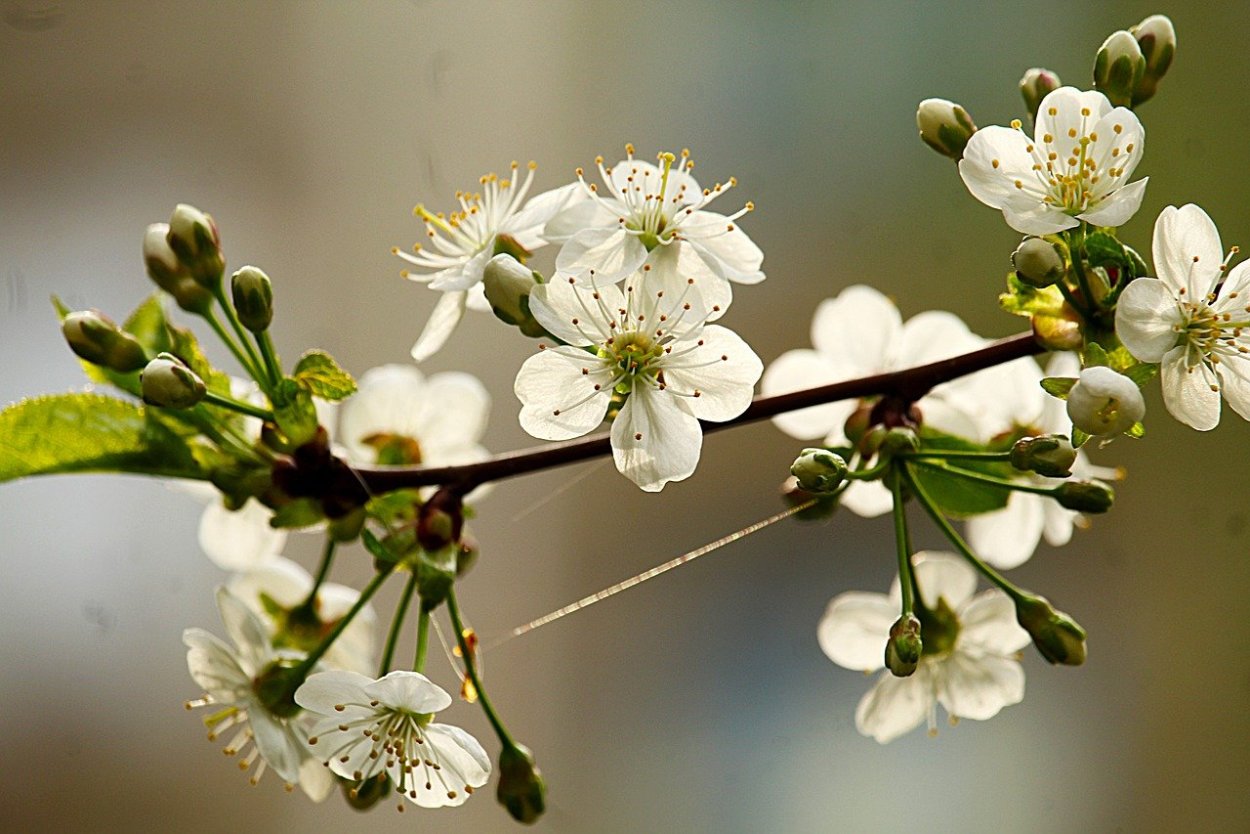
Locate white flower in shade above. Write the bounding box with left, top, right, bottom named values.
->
left=228, top=556, right=377, bottom=675
left=544, top=145, right=761, bottom=308
left=515, top=270, right=762, bottom=491
left=394, top=162, right=585, bottom=362
left=965, top=353, right=1119, bottom=570
left=958, top=87, right=1147, bottom=235
left=1066, top=366, right=1146, bottom=436
left=761, top=284, right=992, bottom=516
left=817, top=552, right=1030, bottom=744
left=1116, top=203, right=1250, bottom=430
left=197, top=496, right=288, bottom=571
left=338, top=364, right=492, bottom=498
left=183, top=588, right=332, bottom=801
left=296, top=670, right=490, bottom=809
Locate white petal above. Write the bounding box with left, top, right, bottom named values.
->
left=542, top=195, right=617, bottom=244
left=428, top=245, right=492, bottom=292
left=664, top=326, right=762, bottom=423
left=1035, top=88, right=1111, bottom=149
left=248, top=709, right=304, bottom=783
left=228, top=556, right=312, bottom=611
left=1001, top=203, right=1080, bottom=236
left=855, top=668, right=933, bottom=744
left=215, top=586, right=275, bottom=671
left=1153, top=204, right=1224, bottom=299
left=680, top=216, right=765, bottom=284
left=958, top=591, right=1031, bottom=655
left=338, top=364, right=427, bottom=460
left=409, top=371, right=491, bottom=450
left=198, top=498, right=285, bottom=571
left=1088, top=105, right=1145, bottom=182
left=966, top=493, right=1044, bottom=570
left=183, top=627, right=248, bottom=700
left=810, top=285, right=901, bottom=374
left=958, top=126, right=1038, bottom=209
left=762, top=349, right=855, bottom=440
left=1215, top=260, right=1250, bottom=305
left=298, top=756, right=336, bottom=803
left=645, top=241, right=734, bottom=321
left=294, top=669, right=375, bottom=715
left=366, top=670, right=454, bottom=713
left=1217, top=358, right=1250, bottom=422
left=527, top=279, right=615, bottom=346
left=411, top=290, right=468, bottom=363
left=505, top=182, right=587, bottom=244
left=839, top=480, right=893, bottom=518
left=935, top=652, right=1024, bottom=721
left=556, top=227, right=646, bottom=284
left=1160, top=344, right=1220, bottom=430
left=1078, top=176, right=1148, bottom=228
left=910, top=552, right=977, bottom=611
left=515, top=347, right=614, bottom=440
left=816, top=591, right=895, bottom=671
left=409, top=723, right=492, bottom=807
left=897, top=311, right=981, bottom=367
left=1041, top=501, right=1077, bottom=547
left=611, top=388, right=702, bottom=491
left=1115, top=278, right=1183, bottom=363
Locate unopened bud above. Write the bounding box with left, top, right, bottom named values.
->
left=885, top=614, right=923, bottom=677
left=1031, top=312, right=1084, bottom=351
left=1010, top=434, right=1076, bottom=478
left=1130, top=15, right=1176, bottom=107
left=790, top=448, right=848, bottom=494
left=1066, top=366, right=1144, bottom=436
left=1019, top=68, right=1062, bottom=121
left=880, top=426, right=920, bottom=456
left=343, top=773, right=391, bottom=810
left=61, top=310, right=148, bottom=372
left=1012, top=237, right=1066, bottom=288
left=416, top=488, right=464, bottom=553
left=167, top=203, right=224, bottom=289
left=1093, top=30, right=1146, bottom=108
left=140, top=352, right=206, bottom=408
left=482, top=254, right=545, bottom=337
left=916, top=98, right=977, bottom=161
left=1053, top=479, right=1114, bottom=513
left=231, top=265, right=274, bottom=332
left=497, top=744, right=546, bottom=824
left=1015, top=594, right=1087, bottom=665
left=144, top=223, right=213, bottom=313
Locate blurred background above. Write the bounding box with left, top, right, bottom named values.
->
left=2, top=1, right=1248, bottom=831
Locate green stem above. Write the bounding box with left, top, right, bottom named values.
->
left=902, top=464, right=1025, bottom=602
left=413, top=609, right=430, bottom=674
left=846, top=454, right=892, bottom=482
left=293, top=562, right=395, bottom=677
left=201, top=390, right=274, bottom=422
left=378, top=571, right=419, bottom=676
left=1055, top=279, right=1093, bottom=320
left=1067, top=224, right=1097, bottom=314
left=889, top=465, right=915, bottom=616
left=902, top=449, right=1012, bottom=463
left=447, top=587, right=516, bottom=748
left=212, top=286, right=268, bottom=391
left=305, top=538, right=337, bottom=605
left=257, top=330, right=283, bottom=389
left=910, top=459, right=1055, bottom=497
left=202, top=308, right=264, bottom=383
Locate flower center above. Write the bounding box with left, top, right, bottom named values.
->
left=600, top=331, right=664, bottom=392
left=1010, top=108, right=1136, bottom=215
left=916, top=596, right=961, bottom=658
left=363, top=432, right=424, bottom=466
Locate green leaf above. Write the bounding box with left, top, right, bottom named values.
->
left=911, top=430, right=1012, bottom=517
left=1126, top=421, right=1146, bottom=438
left=1071, top=426, right=1091, bottom=449
left=1082, top=342, right=1110, bottom=368
left=167, top=321, right=232, bottom=398
left=1084, top=231, right=1130, bottom=271
left=1123, top=244, right=1149, bottom=279
left=999, top=271, right=1066, bottom=319
left=1041, top=377, right=1077, bottom=399
left=270, top=498, right=324, bottom=529
left=1124, top=362, right=1159, bottom=387
left=293, top=350, right=357, bottom=401
left=0, top=392, right=207, bottom=483
left=123, top=293, right=174, bottom=356
left=367, top=489, right=423, bottom=527
left=272, top=378, right=318, bottom=446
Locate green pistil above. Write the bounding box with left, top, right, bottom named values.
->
left=915, top=597, right=960, bottom=657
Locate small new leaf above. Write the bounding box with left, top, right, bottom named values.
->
left=1082, top=342, right=1111, bottom=368
left=1084, top=231, right=1131, bottom=271
left=1126, top=420, right=1146, bottom=438
left=293, top=350, right=357, bottom=401
left=1124, top=362, right=1159, bottom=387
left=1071, top=426, right=1091, bottom=449
left=1040, top=377, right=1077, bottom=399
left=272, top=378, right=319, bottom=446
left=999, top=272, right=1066, bottom=319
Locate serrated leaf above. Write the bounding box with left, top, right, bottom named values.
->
left=1126, top=421, right=1146, bottom=438
left=123, top=293, right=174, bottom=356
left=270, top=498, right=324, bottom=529
left=293, top=350, right=357, bottom=401
left=272, top=379, right=318, bottom=446
left=1082, top=342, right=1110, bottom=368
left=0, top=392, right=207, bottom=482
left=999, top=272, right=1066, bottom=318
left=1124, top=362, right=1159, bottom=387
left=911, top=429, right=1012, bottom=517
left=167, top=321, right=232, bottom=398
left=1123, top=244, right=1148, bottom=279
left=1084, top=231, right=1130, bottom=270
left=1041, top=377, right=1077, bottom=399
left=1071, top=426, right=1091, bottom=448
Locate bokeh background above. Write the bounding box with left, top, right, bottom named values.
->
left=3, top=1, right=1248, bottom=831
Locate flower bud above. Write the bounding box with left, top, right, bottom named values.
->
left=780, top=476, right=839, bottom=521
left=166, top=203, right=225, bottom=290
left=790, top=448, right=848, bottom=494
left=416, top=488, right=464, bottom=553
left=1130, top=15, right=1176, bottom=107
left=916, top=98, right=977, bottom=161
left=1066, top=366, right=1145, bottom=436
left=140, top=352, right=206, bottom=408
left=1010, top=434, right=1076, bottom=478
left=885, top=614, right=923, bottom=677
left=61, top=310, right=148, bottom=372
left=1053, top=479, right=1114, bottom=513
left=482, top=254, right=545, bottom=337
left=1019, top=68, right=1062, bottom=121
left=231, top=265, right=274, bottom=333
left=497, top=744, right=546, bottom=824
left=879, top=426, right=920, bottom=457
left=1015, top=594, right=1087, bottom=665
left=1031, top=312, right=1084, bottom=351
left=1012, top=237, right=1065, bottom=288
left=1093, top=30, right=1146, bottom=109
left=143, top=223, right=213, bottom=313
left=343, top=773, right=391, bottom=810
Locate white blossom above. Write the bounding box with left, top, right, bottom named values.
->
left=394, top=162, right=584, bottom=362
left=817, top=552, right=1030, bottom=743
left=1116, top=203, right=1250, bottom=430
left=1066, top=366, right=1145, bottom=436
left=296, top=670, right=490, bottom=809
left=515, top=270, right=761, bottom=491
left=959, top=87, right=1147, bottom=235
left=183, top=588, right=332, bottom=801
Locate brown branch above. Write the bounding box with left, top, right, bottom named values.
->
left=355, top=331, right=1043, bottom=493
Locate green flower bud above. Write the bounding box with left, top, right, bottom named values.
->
left=1010, top=434, right=1076, bottom=478
left=915, top=98, right=977, bottom=161
left=885, top=614, right=923, bottom=677
left=140, top=352, right=206, bottom=408
left=1130, top=15, right=1176, bottom=107
left=1053, top=479, right=1114, bottom=513
left=144, top=223, right=213, bottom=313
left=1067, top=366, right=1144, bottom=436
left=1019, top=68, right=1062, bottom=121
left=1015, top=594, right=1087, bottom=665
left=1031, top=312, right=1084, bottom=351
left=61, top=310, right=148, bottom=372
left=231, top=265, right=274, bottom=333
left=790, top=448, right=848, bottom=494
left=167, top=203, right=225, bottom=290
left=880, top=426, right=920, bottom=456
left=1093, top=30, right=1146, bottom=109
left=482, top=254, right=546, bottom=337
left=1012, top=237, right=1066, bottom=288
left=780, top=476, right=839, bottom=521
left=497, top=744, right=546, bottom=824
